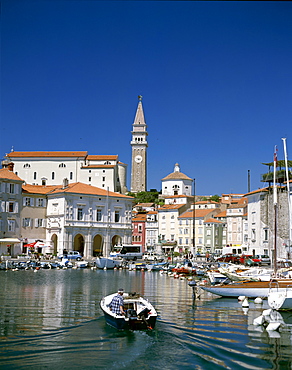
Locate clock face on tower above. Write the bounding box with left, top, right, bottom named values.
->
left=135, top=155, right=143, bottom=163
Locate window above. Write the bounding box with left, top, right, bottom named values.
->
left=52, top=172, right=55, bottom=180
left=185, top=238, right=189, bottom=245
left=59, top=163, right=66, bottom=168
left=77, top=208, right=83, bottom=221
left=96, top=209, right=102, bottom=221
left=264, top=229, right=269, bottom=241
left=89, top=177, right=91, bottom=182
left=8, top=220, right=15, bottom=232
left=37, top=198, right=44, bottom=207
left=70, top=172, right=73, bottom=180
left=9, top=184, right=15, bottom=194
left=34, top=172, right=37, bottom=180
left=23, top=218, right=31, bottom=227
left=8, top=202, right=14, bottom=212
left=23, top=163, right=30, bottom=168
left=115, top=211, right=120, bottom=222
left=35, top=218, right=44, bottom=227
left=102, top=177, right=105, bottom=181
left=179, top=238, right=182, bottom=244
left=171, top=235, right=175, bottom=241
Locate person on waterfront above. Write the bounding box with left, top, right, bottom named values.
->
left=109, top=289, right=125, bottom=315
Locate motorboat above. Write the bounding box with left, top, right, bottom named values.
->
left=146, top=261, right=168, bottom=271
left=100, top=292, right=157, bottom=330
left=268, top=282, right=292, bottom=310
left=95, top=257, right=122, bottom=269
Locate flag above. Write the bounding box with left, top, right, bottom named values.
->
left=274, top=145, right=278, bottom=166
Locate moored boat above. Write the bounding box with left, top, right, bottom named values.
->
left=201, top=278, right=292, bottom=298
left=95, top=257, right=122, bottom=269
left=268, top=282, right=292, bottom=310
left=100, top=292, right=157, bottom=330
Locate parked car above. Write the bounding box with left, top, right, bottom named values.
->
left=253, top=254, right=271, bottom=265
left=215, top=254, right=240, bottom=263
left=58, top=251, right=83, bottom=260
left=239, top=255, right=261, bottom=266
left=143, top=252, right=164, bottom=262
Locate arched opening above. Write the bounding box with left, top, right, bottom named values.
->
left=73, top=234, right=85, bottom=255
left=112, top=235, right=122, bottom=250
left=93, top=234, right=103, bottom=256
left=51, top=234, right=58, bottom=255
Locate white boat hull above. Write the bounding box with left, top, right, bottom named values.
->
left=268, top=289, right=292, bottom=310
left=95, top=257, right=121, bottom=269
left=201, top=279, right=292, bottom=298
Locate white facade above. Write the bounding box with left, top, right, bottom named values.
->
left=46, top=183, right=133, bottom=258
left=161, top=163, right=193, bottom=197
left=145, top=212, right=159, bottom=251
left=5, top=152, right=127, bottom=194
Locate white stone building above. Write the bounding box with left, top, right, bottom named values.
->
left=161, top=163, right=193, bottom=197
left=46, top=182, right=133, bottom=258
left=4, top=151, right=128, bottom=194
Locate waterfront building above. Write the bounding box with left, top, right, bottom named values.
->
left=178, top=204, right=222, bottom=255
left=0, top=164, right=23, bottom=256
left=130, top=96, right=148, bottom=193
left=21, top=184, right=55, bottom=252
left=46, top=182, right=133, bottom=258
left=132, top=212, right=147, bottom=252
left=145, top=211, right=159, bottom=252
left=245, top=186, right=291, bottom=259
left=4, top=151, right=127, bottom=194
left=226, top=197, right=248, bottom=252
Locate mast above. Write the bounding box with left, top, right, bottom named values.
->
left=273, top=146, right=278, bottom=275
left=282, top=138, right=292, bottom=257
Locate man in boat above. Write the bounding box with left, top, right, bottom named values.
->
left=109, top=289, right=125, bottom=315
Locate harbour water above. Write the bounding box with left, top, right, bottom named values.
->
left=1, top=268, right=292, bottom=369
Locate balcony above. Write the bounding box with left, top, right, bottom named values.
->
left=261, top=169, right=292, bottom=183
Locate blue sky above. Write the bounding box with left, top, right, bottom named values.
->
left=1, top=1, right=292, bottom=196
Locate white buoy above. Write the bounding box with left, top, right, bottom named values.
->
left=238, top=295, right=246, bottom=302
left=254, top=297, right=263, bottom=304
left=242, top=298, right=249, bottom=308
left=266, top=322, right=281, bottom=331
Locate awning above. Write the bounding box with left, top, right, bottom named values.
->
left=0, top=238, right=21, bottom=243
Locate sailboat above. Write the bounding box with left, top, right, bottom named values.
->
left=201, top=143, right=292, bottom=298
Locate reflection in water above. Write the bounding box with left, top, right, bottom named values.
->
left=0, top=269, right=292, bottom=369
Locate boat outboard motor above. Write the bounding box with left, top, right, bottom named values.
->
left=138, top=308, right=151, bottom=319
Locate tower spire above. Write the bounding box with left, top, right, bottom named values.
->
left=130, top=96, right=148, bottom=193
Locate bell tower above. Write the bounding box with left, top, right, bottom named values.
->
left=130, top=95, right=148, bottom=193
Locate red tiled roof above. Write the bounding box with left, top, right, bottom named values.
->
left=8, top=151, right=87, bottom=158
left=48, top=182, right=133, bottom=199
left=81, top=165, right=116, bottom=169
left=179, top=208, right=215, bottom=218
left=204, top=218, right=223, bottom=224
left=0, top=168, right=24, bottom=181
left=158, top=204, right=186, bottom=211
left=86, top=155, right=118, bottom=160
left=22, top=184, right=58, bottom=194
left=214, top=210, right=227, bottom=217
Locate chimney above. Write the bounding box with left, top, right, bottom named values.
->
left=63, top=178, right=69, bottom=189
left=7, top=162, right=14, bottom=172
